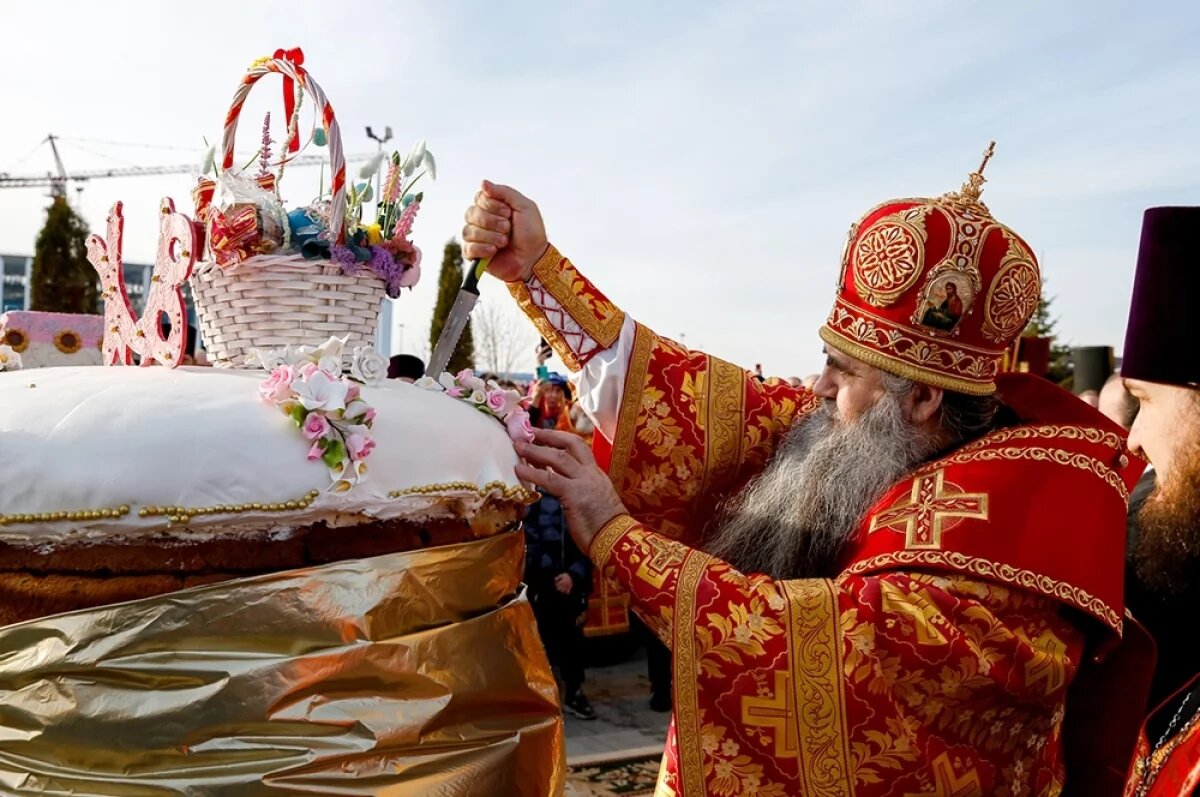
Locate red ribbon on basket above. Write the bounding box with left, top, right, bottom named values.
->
left=273, top=47, right=305, bottom=153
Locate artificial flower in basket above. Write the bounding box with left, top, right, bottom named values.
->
left=189, top=48, right=433, bottom=371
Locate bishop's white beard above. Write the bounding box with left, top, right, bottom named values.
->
left=706, top=393, right=938, bottom=579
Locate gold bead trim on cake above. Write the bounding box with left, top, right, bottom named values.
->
left=137, top=490, right=322, bottom=525
left=0, top=483, right=534, bottom=530
left=389, top=481, right=537, bottom=503
left=0, top=505, right=132, bottom=526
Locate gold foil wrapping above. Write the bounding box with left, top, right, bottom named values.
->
left=0, top=532, right=564, bottom=795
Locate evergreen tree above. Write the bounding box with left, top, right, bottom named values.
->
left=30, top=198, right=99, bottom=314
left=428, top=239, right=475, bottom=373
left=1022, top=281, right=1072, bottom=385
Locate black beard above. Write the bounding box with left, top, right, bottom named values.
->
left=705, top=394, right=937, bottom=579
left=1132, top=449, right=1200, bottom=600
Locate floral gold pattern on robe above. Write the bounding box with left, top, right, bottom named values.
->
left=591, top=517, right=1083, bottom=796
left=1125, top=675, right=1200, bottom=797
left=511, top=249, right=1152, bottom=796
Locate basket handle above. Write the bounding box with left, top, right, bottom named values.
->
left=221, top=57, right=347, bottom=244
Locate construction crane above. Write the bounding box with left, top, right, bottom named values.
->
left=0, top=135, right=372, bottom=195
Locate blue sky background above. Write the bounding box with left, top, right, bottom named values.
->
left=1, top=1, right=1197, bottom=376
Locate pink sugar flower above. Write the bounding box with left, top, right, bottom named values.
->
left=485, top=389, right=509, bottom=415
left=506, top=410, right=536, bottom=444
left=259, top=365, right=296, bottom=403
left=307, top=440, right=324, bottom=461
left=302, top=412, right=330, bottom=440
left=346, top=433, right=376, bottom=461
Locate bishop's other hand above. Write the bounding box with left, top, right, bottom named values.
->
left=462, top=180, right=548, bottom=283
left=515, top=428, right=627, bottom=554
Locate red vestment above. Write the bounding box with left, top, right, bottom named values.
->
left=510, top=246, right=1152, bottom=796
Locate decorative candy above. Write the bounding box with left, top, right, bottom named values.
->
left=192, top=173, right=276, bottom=224
left=209, top=205, right=261, bottom=269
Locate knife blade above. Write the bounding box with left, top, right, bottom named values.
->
left=425, top=257, right=490, bottom=377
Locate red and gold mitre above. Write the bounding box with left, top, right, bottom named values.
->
left=820, top=144, right=1041, bottom=395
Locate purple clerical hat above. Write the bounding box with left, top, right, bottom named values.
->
left=1122, top=207, right=1200, bottom=386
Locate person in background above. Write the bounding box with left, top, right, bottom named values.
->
left=524, top=367, right=597, bottom=719
left=569, top=395, right=595, bottom=440
left=1117, top=207, right=1200, bottom=794
left=802, top=373, right=820, bottom=390
left=1078, top=389, right=1100, bottom=408
left=1099, top=371, right=1159, bottom=608
left=1101, top=373, right=1139, bottom=431
left=387, top=354, right=425, bottom=383
left=529, top=373, right=575, bottom=432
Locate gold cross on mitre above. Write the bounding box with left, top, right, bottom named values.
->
left=943, top=141, right=996, bottom=213
left=869, top=469, right=989, bottom=549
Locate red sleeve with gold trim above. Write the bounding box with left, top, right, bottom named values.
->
left=507, top=245, right=625, bottom=371
left=603, top=323, right=820, bottom=543
left=509, top=246, right=820, bottom=544
left=591, top=515, right=1086, bottom=796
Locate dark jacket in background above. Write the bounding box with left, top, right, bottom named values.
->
left=524, top=491, right=593, bottom=605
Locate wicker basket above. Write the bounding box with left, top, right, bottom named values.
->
left=190, top=56, right=383, bottom=368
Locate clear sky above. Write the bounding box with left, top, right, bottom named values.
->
left=1, top=1, right=1197, bottom=378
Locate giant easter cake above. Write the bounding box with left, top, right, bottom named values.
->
left=0, top=363, right=533, bottom=626
left=0, top=48, right=539, bottom=627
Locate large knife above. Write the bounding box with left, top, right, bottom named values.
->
left=426, top=257, right=490, bottom=377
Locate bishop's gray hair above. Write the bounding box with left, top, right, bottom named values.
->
left=879, top=371, right=1001, bottom=450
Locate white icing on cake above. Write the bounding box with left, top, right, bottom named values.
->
left=0, top=366, right=527, bottom=544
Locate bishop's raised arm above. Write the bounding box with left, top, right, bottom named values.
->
left=463, top=181, right=820, bottom=546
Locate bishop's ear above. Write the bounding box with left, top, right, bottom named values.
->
left=905, top=382, right=945, bottom=427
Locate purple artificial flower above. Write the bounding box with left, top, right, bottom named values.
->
left=258, top=112, right=273, bottom=177
left=368, top=245, right=404, bottom=298
left=331, top=244, right=360, bottom=275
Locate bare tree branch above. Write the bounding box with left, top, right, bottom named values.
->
left=473, top=296, right=537, bottom=376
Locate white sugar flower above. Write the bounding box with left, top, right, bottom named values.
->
left=292, top=370, right=350, bottom=413
left=250, top=347, right=288, bottom=371
left=310, top=335, right=348, bottom=375
left=350, top=346, right=387, bottom=386
left=414, top=375, right=444, bottom=392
